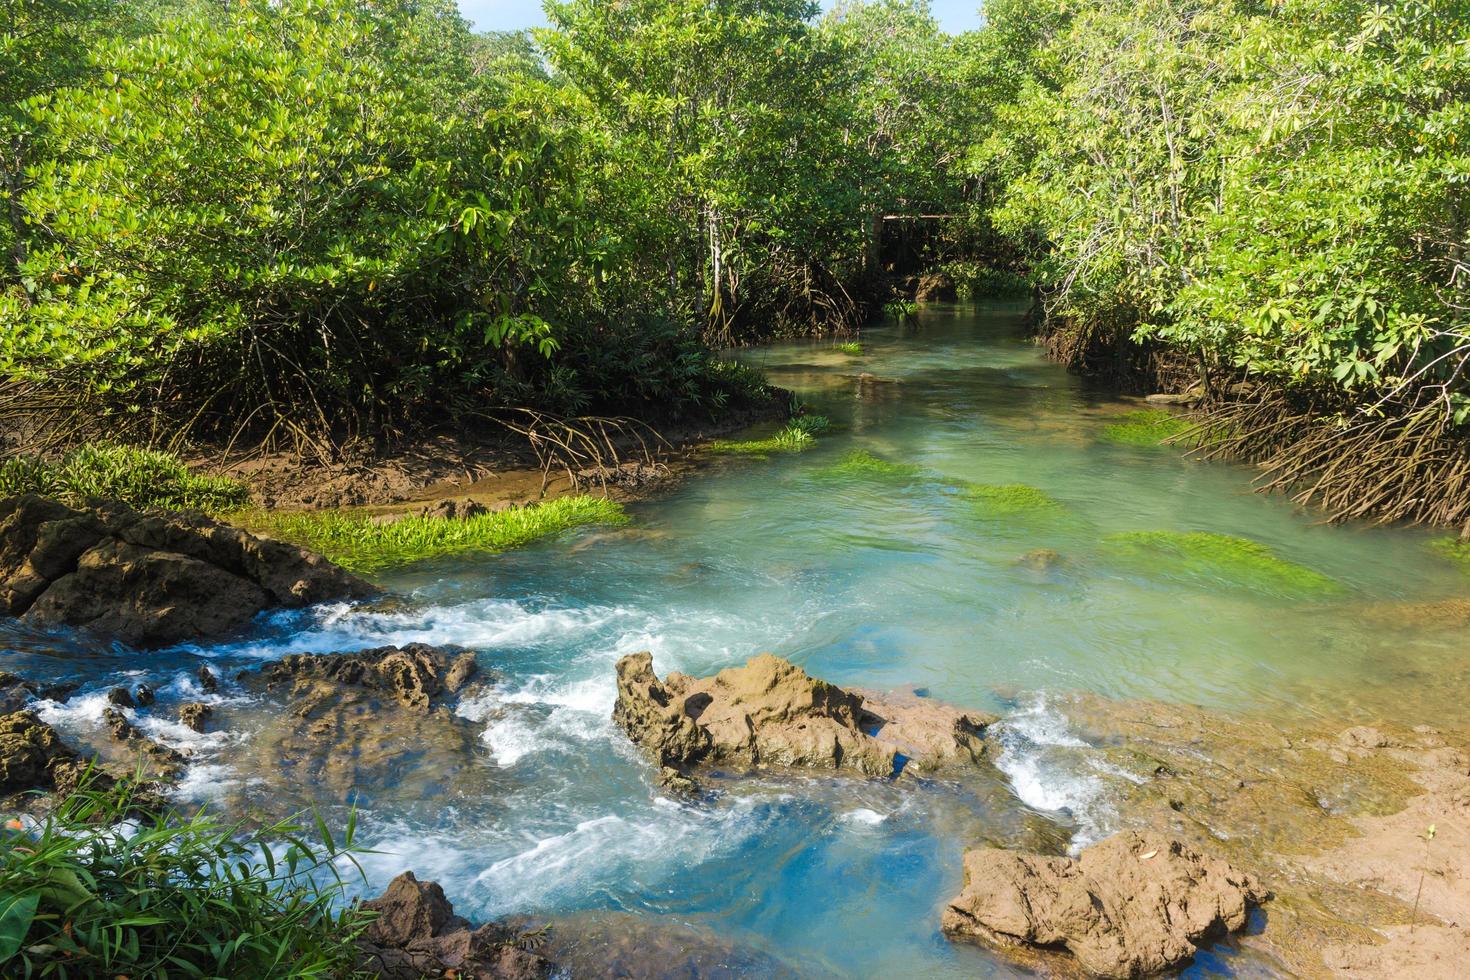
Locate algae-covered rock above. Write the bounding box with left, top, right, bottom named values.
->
left=612, top=652, right=995, bottom=781
left=812, top=450, right=924, bottom=482
left=1101, top=530, right=1341, bottom=596
left=942, top=831, right=1267, bottom=978
left=1100, top=409, right=1193, bottom=447
left=961, top=483, right=1065, bottom=520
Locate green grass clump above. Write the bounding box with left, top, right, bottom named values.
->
left=257, top=494, right=628, bottom=572
left=813, top=449, right=924, bottom=481
left=962, top=482, right=1065, bottom=518
left=0, top=780, right=367, bottom=977
left=0, top=444, right=249, bottom=512
left=834, top=341, right=864, bottom=355
left=1100, top=409, right=1194, bottom=447
left=707, top=414, right=832, bottom=456
left=1102, top=530, right=1342, bottom=596
left=883, top=299, right=917, bottom=321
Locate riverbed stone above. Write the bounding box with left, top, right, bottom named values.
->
left=356, top=871, right=553, bottom=980
left=0, top=494, right=375, bottom=648
left=942, top=831, right=1267, bottom=977
left=613, top=652, right=995, bottom=780
left=0, top=710, right=78, bottom=793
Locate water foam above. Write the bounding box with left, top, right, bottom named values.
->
left=994, top=695, right=1116, bottom=850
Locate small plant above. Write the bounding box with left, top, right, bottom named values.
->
left=1411, top=823, right=1436, bottom=934
left=0, top=444, right=249, bottom=513
left=833, top=341, right=864, bottom=356
left=0, top=780, right=369, bottom=977
left=883, top=299, right=917, bottom=322
left=1101, top=530, right=1342, bottom=596
left=707, top=414, right=831, bottom=456
left=814, top=450, right=924, bottom=481
left=254, top=495, right=628, bottom=572
left=1100, top=409, right=1194, bottom=447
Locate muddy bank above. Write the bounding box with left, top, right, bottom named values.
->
left=213, top=395, right=790, bottom=513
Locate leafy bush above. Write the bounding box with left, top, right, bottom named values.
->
left=0, top=445, right=249, bottom=512
left=255, top=496, right=628, bottom=572
left=0, top=783, right=368, bottom=978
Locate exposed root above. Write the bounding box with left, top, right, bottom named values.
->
left=483, top=408, right=671, bottom=497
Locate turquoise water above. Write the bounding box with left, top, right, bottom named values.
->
left=10, top=302, right=1470, bottom=976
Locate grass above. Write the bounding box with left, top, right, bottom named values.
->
left=813, top=449, right=924, bottom=482
left=706, top=414, right=832, bottom=456
left=0, top=444, right=249, bottom=513
left=961, top=482, right=1065, bottom=518
left=1102, top=530, right=1342, bottom=596
left=254, top=495, right=629, bottom=572
left=0, top=779, right=368, bottom=978
left=833, top=341, right=864, bottom=355
left=1100, top=409, right=1194, bottom=447
left=883, top=299, right=917, bottom=321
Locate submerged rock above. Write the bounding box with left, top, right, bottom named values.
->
left=942, top=831, right=1267, bottom=978
left=0, top=710, right=78, bottom=794
left=178, top=701, right=212, bottom=733
left=612, top=652, right=995, bottom=781
left=356, top=871, right=553, bottom=980
left=0, top=494, right=375, bottom=648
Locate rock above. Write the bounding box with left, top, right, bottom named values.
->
left=356, top=871, right=553, bottom=980
left=178, top=702, right=211, bottom=733
left=0, top=494, right=375, bottom=648
left=612, top=652, right=995, bottom=781
left=106, top=686, right=135, bottom=709
left=1015, top=548, right=1064, bottom=573
left=1144, top=391, right=1202, bottom=407
left=0, top=672, right=76, bottom=713
left=101, top=707, right=187, bottom=778
left=197, top=665, right=218, bottom=693
left=443, top=652, right=479, bottom=694
left=0, top=710, right=78, bottom=794
left=419, top=497, right=488, bottom=521
left=942, top=831, right=1267, bottom=978
left=133, top=684, right=154, bottom=707
left=233, top=645, right=491, bottom=805
left=915, top=271, right=957, bottom=303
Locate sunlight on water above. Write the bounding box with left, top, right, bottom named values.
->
left=9, top=302, right=1470, bottom=977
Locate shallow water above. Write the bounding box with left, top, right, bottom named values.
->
left=10, top=303, right=1470, bottom=977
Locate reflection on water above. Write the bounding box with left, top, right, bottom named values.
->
left=7, top=302, right=1469, bottom=978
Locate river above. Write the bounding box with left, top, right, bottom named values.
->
left=11, top=301, right=1470, bottom=977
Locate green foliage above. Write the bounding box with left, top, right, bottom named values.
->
left=884, top=299, right=918, bottom=321
left=1428, top=537, right=1470, bottom=573
left=813, top=449, right=924, bottom=481
left=1100, top=409, right=1193, bottom=447
left=834, top=342, right=865, bottom=356
left=961, top=482, right=1064, bottom=518
left=1102, top=530, right=1343, bottom=596
left=0, top=781, right=368, bottom=977
left=707, top=414, right=832, bottom=456
left=0, top=444, right=249, bottom=512
left=942, top=261, right=1031, bottom=300
left=256, top=495, right=629, bottom=572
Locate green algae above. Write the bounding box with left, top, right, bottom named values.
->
left=833, top=341, right=864, bottom=355
left=961, top=482, right=1065, bottom=518
left=1428, top=537, right=1470, bottom=573
left=1102, top=530, right=1343, bottom=596
left=812, top=449, right=924, bottom=482
left=251, top=495, right=628, bottom=572
left=707, top=415, right=832, bottom=456
left=1101, top=409, right=1193, bottom=447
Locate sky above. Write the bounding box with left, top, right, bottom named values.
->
left=456, top=1, right=981, bottom=35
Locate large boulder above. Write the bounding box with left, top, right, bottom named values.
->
left=915, top=271, right=957, bottom=303
left=232, top=644, right=489, bottom=805
left=0, top=710, right=78, bottom=794
left=0, top=494, right=374, bottom=647
left=612, top=652, right=994, bottom=781
left=356, top=872, right=553, bottom=980
left=942, top=831, right=1268, bottom=978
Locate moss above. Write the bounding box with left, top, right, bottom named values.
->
left=813, top=449, right=924, bottom=481
left=0, top=444, right=249, bottom=513
left=962, top=482, right=1065, bottom=518
left=1429, top=537, right=1470, bottom=571
left=1102, top=530, right=1342, bottom=596
left=706, top=414, right=831, bottom=456
left=833, top=341, right=864, bottom=355
left=1101, top=409, right=1193, bottom=447
left=250, top=495, right=628, bottom=572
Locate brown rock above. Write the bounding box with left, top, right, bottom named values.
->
left=942, top=831, right=1267, bottom=978
left=915, top=271, right=957, bottom=303
left=0, top=710, right=78, bottom=793
left=1, top=494, right=375, bottom=648
left=197, top=665, right=218, bottom=693
left=612, top=652, right=994, bottom=780
left=178, top=702, right=212, bottom=733
left=356, top=872, right=553, bottom=980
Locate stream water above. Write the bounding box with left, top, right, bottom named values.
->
left=9, top=302, right=1470, bottom=977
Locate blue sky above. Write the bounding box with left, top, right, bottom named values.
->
left=456, top=1, right=981, bottom=34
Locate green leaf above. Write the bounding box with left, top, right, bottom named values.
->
left=0, top=892, right=40, bottom=961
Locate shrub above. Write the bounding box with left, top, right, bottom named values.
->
left=255, top=495, right=628, bottom=572
left=0, top=783, right=368, bottom=978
